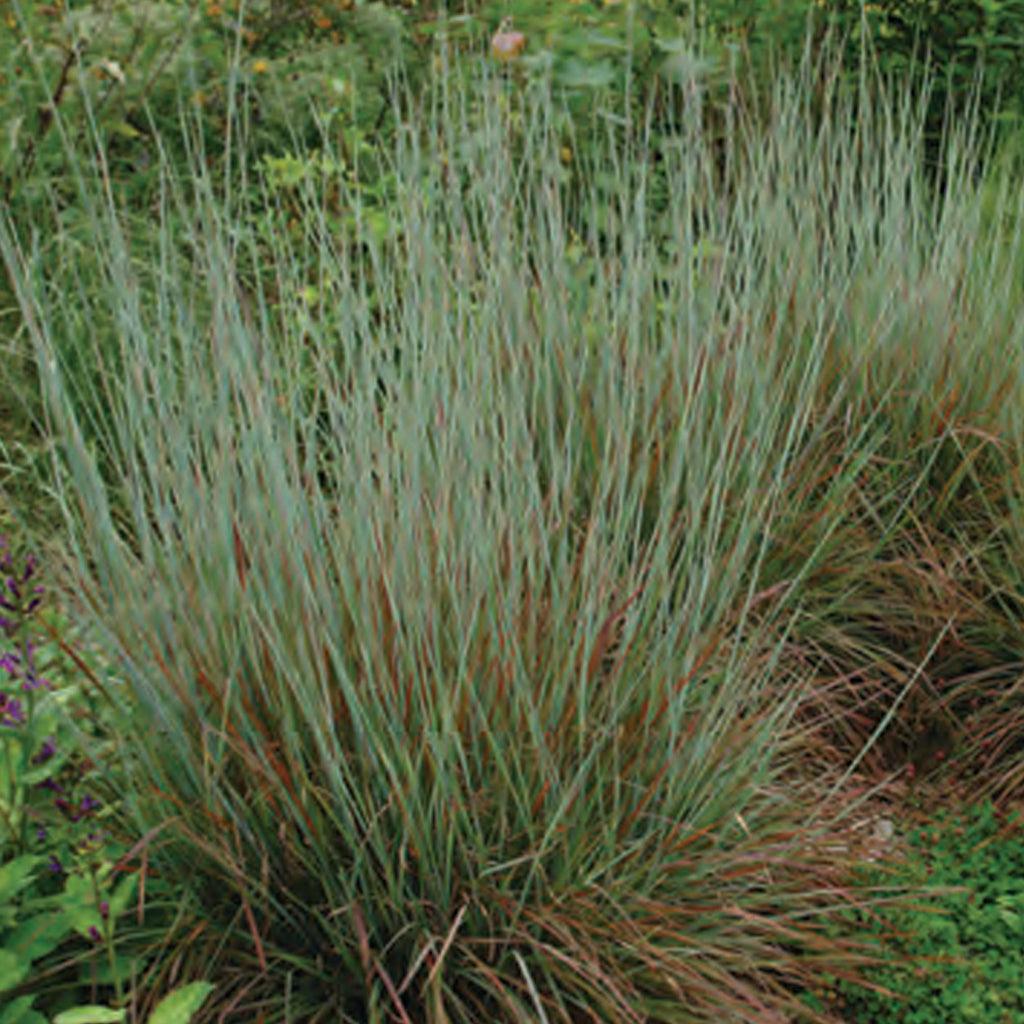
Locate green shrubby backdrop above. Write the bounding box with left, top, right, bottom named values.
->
left=2, top=0, right=1023, bottom=536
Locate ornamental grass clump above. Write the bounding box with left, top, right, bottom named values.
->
left=4, top=33, right=1023, bottom=1023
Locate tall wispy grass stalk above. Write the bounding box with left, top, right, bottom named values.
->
left=4, top=32, right=1024, bottom=1023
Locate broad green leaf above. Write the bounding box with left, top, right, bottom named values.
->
left=111, top=121, right=141, bottom=139
left=148, top=982, right=216, bottom=1024
left=4, top=911, right=71, bottom=962
left=0, top=995, right=46, bottom=1024
left=108, top=874, right=139, bottom=920
left=52, top=1008, right=126, bottom=1024
left=0, top=948, right=30, bottom=993
left=58, top=875, right=102, bottom=938
left=0, top=855, right=39, bottom=904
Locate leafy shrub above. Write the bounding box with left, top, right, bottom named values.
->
left=0, top=0, right=431, bottom=226
left=811, top=802, right=1024, bottom=1023
left=0, top=535, right=213, bottom=1022
left=821, top=0, right=1024, bottom=187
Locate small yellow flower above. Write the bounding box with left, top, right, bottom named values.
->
left=491, top=18, right=526, bottom=61
left=252, top=59, right=269, bottom=74
left=560, top=146, right=573, bottom=164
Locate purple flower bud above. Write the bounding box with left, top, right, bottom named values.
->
left=25, top=597, right=42, bottom=613
left=38, top=777, right=64, bottom=792
left=31, top=737, right=56, bottom=764
left=36, top=826, right=47, bottom=842
left=47, top=855, right=63, bottom=874
left=88, top=926, right=101, bottom=942
left=99, top=900, right=109, bottom=919
left=5, top=578, right=20, bottom=600
left=21, top=556, right=36, bottom=583
left=0, top=696, right=25, bottom=726
left=80, top=794, right=101, bottom=815
left=0, top=653, right=16, bottom=675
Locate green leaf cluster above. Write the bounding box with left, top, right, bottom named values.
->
left=825, top=803, right=1024, bottom=1023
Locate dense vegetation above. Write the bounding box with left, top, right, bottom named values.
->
left=820, top=802, right=1024, bottom=1023
left=3, top=2, right=1024, bottom=1022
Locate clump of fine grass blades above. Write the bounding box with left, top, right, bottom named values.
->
left=4, top=37, right=1024, bottom=1022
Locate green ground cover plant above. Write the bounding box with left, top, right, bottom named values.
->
left=2, top=10, right=1024, bottom=1024
left=810, top=802, right=1024, bottom=1023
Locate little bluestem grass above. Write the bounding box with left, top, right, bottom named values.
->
left=3, top=30, right=1024, bottom=1024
